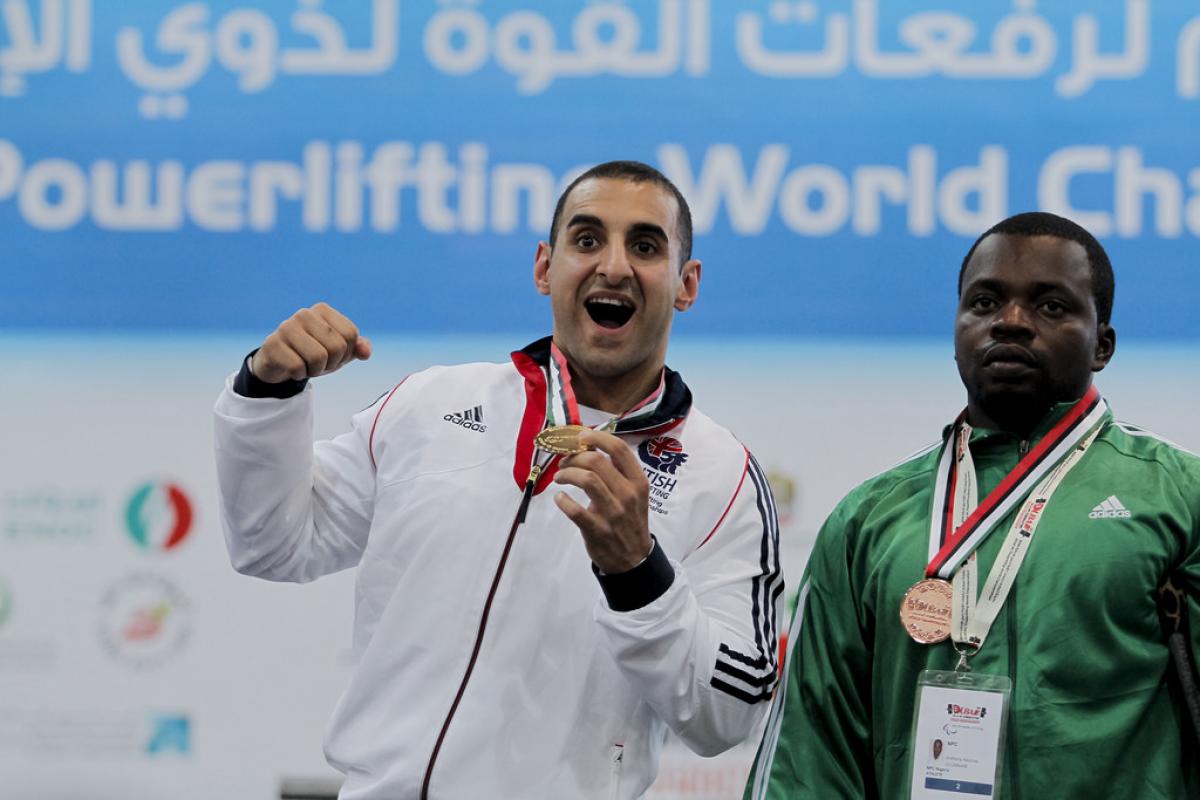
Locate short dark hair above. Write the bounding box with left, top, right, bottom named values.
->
left=548, top=160, right=693, bottom=265
left=958, top=211, right=1115, bottom=325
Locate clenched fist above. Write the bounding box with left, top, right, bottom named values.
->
left=250, top=302, right=372, bottom=384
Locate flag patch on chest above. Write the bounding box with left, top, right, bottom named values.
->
left=638, top=436, right=688, bottom=515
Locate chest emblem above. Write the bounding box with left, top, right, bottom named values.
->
left=1088, top=495, right=1132, bottom=519
left=638, top=436, right=688, bottom=475
left=444, top=405, right=486, bottom=433
left=638, top=436, right=688, bottom=517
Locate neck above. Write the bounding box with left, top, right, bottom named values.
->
left=965, top=387, right=1092, bottom=440
left=965, top=401, right=1045, bottom=440
left=570, top=363, right=662, bottom=416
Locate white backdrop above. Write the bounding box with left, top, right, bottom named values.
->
left=2, top=334, right=1197, bottom=799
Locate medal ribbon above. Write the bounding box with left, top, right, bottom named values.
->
left=949, top=423, right=1102, bottom=652
left=544, top=341, right=666, bottom=433
left=925, top=385, right=1106, bottom=579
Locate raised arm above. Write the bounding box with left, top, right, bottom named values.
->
left=213, top=302, right=379, bottom=583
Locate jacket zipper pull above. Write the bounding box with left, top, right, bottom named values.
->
left=516, top=464, right=542, bottom=525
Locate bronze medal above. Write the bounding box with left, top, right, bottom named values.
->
left=534, top=424, right=591, bottom=455
left=899, top=578, right=953, bottom=644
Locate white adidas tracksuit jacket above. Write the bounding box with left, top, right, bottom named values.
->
left=213, top=338, right=783, bottom=799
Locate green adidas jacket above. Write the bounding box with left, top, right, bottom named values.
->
left=746, top=402, right=1200, bottom=800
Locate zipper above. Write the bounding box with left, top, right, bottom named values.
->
left=1018, top=439, right=1030, bottom=456
left=610, top=743, right=625, bottom=800
left=516, top=464, right=542, bottom=524
left=420, top=461, right=542, bottom=799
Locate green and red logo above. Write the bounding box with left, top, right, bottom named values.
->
left=125, top=482, right=193, bottom=552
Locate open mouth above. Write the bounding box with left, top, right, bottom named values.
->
left=585, top=296, right=635, bottom=329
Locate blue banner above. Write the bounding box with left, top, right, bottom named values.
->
left=2, top=1, right=1197, bottom=337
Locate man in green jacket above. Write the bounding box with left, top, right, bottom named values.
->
left=747, top=211, right=1200, bottom=799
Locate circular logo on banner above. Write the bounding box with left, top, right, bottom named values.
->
left=98, top=574, right=192, bottom=669
left=125, top=482, right=193, bottom=552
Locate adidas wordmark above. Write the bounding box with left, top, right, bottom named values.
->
left=444, top=405, right=486, bottom=433
left=1089, top=495, right=1131, bottom=519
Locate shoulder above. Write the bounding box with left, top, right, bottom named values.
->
left=366, top=360, right=517, bottom=414
left=672, top=406, right=748, bottom=462
left=355, top=360, right=522, bottom=452
left=1098, top=418, right=1200, bottom=487
left=395, top=360, right=515, bottom=394
left=638, top=407, right=750, bottom=505
left=1104, top=422, right=1200, bottom=472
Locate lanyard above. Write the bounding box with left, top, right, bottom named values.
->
left=946, top=421, right=1102, bottom=665
left=543, top=341, right=666, bottom=433
left=926, top=386, right=1107, bottom=580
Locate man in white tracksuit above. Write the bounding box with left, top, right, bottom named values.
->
left=214, top=160, right=783, bottom=799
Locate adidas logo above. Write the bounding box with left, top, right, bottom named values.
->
left=1088, top=495, right=1131, bottom=519
left=444, top=405, right=486, bottom=433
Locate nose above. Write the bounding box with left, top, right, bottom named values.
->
left=595, top=241, right=634, bottom=285
left=990, top=301, right=1035, bottom=340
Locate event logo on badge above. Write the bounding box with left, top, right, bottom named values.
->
left=125, top=482, right=193, bottom=552
left=98, top=573, right=192, bottom=669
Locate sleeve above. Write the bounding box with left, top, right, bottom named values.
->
left=743, top=494, right=876, bottom=800
left=213, top=371, right=386, bottom=583
left=1171, top=461, right=1200, bottom=757
left=592, top=452, right=783, bottom=756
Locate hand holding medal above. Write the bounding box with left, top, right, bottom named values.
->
left=552, top=429, right=654, bottom=575
left=533, top=343, right=659, bottom=574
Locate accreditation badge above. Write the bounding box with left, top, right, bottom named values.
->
left=907, top=670, right=1011, bottom=800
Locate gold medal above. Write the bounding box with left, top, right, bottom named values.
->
left=899, top=578, right=953, bottom=644
left=534, top=424, right=591, bottom=455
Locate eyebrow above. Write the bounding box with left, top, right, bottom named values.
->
left=565, top=215, right=670, bottom=243
left=964, top=278, right=1078, bottom=295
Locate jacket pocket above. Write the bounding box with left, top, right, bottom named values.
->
left=610, top=743, right=624, bottom=800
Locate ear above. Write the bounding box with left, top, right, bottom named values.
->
left=1092, top=323, right=1116, bottom=372
left=533, top=241, right=552, bottom=296
left=673, top=259, right=701, bottom=312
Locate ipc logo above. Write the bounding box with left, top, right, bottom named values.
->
left=125, top=482, right=194, bottom=552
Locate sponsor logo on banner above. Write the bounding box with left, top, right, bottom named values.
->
left=0, top=708, right=192, bottom=758
left=639, top=437, right=688, bottom=516
left=146, top=713, right=191, bottom=756
left=767, top=469, right=798, bottom=527
left=1, top=488, right=103, bottom=542
left=98, top=573, right=192, bottom=669
left=125, top=481, right=194, bottom=552
left=0, top=577, right=59, bottom=673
